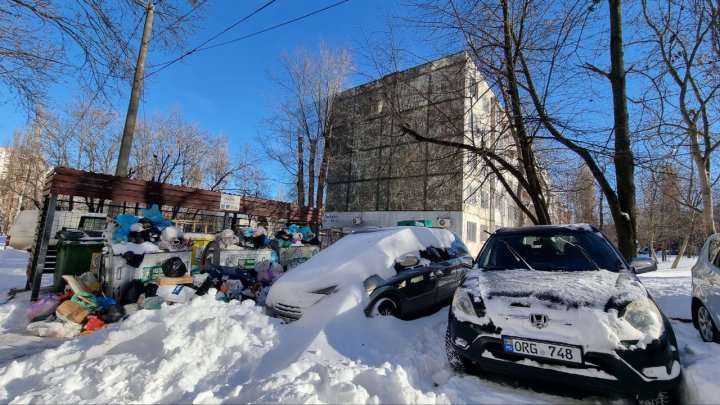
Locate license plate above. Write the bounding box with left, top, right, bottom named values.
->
left=502, top=336, right=583, bottom=364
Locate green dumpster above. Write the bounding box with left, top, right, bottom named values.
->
left=53, top=230, right=104, bottom=292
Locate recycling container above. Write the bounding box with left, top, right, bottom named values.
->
left=53, top=231, right=105, bottom=292
left=100, top=245, right=192, bottom=301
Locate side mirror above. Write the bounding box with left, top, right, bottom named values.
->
left=630, top=257, right=658, bottom=274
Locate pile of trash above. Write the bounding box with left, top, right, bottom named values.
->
left=105, top=204, right=190, bottom=256
left=26, top=272, right=125, bottom=338
left=237, top=221, right=319, bottom=250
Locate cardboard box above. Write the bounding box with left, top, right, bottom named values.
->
left=155, top=276, right=193, bottom=285
left=56, top=301, right=89, bottom=324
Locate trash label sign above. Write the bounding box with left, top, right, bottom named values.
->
left=220, top=193, right=241, bottom=211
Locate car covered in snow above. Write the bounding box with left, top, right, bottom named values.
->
left=265, top=226, right=473, bottom=320
left=445, top=225, right=681, bottom=403
left=691, top=233, right=720, bottom=343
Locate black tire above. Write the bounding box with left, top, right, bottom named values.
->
left=445, top=327, right=473, bottom=373
left=369, top=296, right=398, bottom=317
left=695, top=304, right=720, bottom=343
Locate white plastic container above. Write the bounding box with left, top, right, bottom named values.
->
left=101, top=245, right=192, bottom=300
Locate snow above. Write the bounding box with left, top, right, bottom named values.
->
left=0, top=248, right=718, bottom=404
left=266, top=226, right=455, bottom=317
left=457, top=268, right=662, bottom=352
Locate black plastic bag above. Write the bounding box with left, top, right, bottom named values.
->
left=203, top=263, right=255, bottom=286
left=120, top=280, right=144, bottom=305
left=145, top=283, right=158, bottom=298
left=162, top=257, right=187, bottom=277
left=100, top=304, right=126, bottom=323
left=122, top=251, right=145, bottom=267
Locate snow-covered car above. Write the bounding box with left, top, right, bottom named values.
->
left=691, top=233, right=720, bottom=343
left=446, top=225, right=681, bottom=403
left=265, top=226, right=473, bottom=320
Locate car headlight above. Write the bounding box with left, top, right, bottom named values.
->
left=452, top=289, right=476, bottom=317
left=452, top=287, right=487, bottom=318
left=621, top=298, right=664, bottom=339
left=311, top=285, right=337, bottom=295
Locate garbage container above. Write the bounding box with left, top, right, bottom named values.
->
left=184, top=233, right=215, bottom=274
left=101, top=246, right=192, bottom=300
left=53, top=230, right=105, bottom=292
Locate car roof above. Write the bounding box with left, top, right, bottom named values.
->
left=493, top=224, right=600, bottom=235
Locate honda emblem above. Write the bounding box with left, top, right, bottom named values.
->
left=530, top=314, right=548, bottom=329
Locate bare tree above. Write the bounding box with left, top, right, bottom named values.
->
left=640, top=0, right=720, bottom=238
left=0, top=0, right=204, bottom=113
left=263, top=45, right=352, bottom=208
left=128, top=110, right=261, bottom=195
left=0, top=116, right=49, bottom=229
left=42, top=98, right=120, bottom=174
left=402, top=0, right=639, bottom=259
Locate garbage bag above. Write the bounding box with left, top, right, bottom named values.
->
left=26, top=295, right=60, bottom=322
left=145, top=283, right=158, bottom=298
left=140, top=204, right=172, bottom=229
left=71, top=291, right=100, bottom=311
left=157, top=285, right=196, bottom=303
left=120, top=280, right=145, bottom=306
left=142, top=296, right=164, bottom=310
left=122, top=251, right=145, bottom=267
left=203, top=263, right=255, bottom=284
left=161, top=257, right=187, bottom=277
left=100, top=304, right=126, bottom=323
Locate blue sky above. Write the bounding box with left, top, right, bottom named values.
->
left=0, top=0, right=433, bottom=147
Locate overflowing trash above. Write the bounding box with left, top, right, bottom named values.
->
left=26, top=207, right=321, bottom=340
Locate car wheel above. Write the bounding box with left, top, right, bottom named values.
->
left=370, top=297, right=398, bottom=317
left=696, top=304, right=720, bottom=343
left=445, top=327, right=473, bottom=373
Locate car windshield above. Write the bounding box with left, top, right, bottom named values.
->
left=476, top=231, right=626, bottom=272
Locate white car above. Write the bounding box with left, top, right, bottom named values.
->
left=692, top=233, right=720, bottom=343
left=265, top=226, right=472, bottom=320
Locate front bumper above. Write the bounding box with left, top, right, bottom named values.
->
left=448, top=313, right=681, bottom=398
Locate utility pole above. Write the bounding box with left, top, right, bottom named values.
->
left=115, top=1, right=155, bottom=178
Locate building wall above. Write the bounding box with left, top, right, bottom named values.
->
left=327, top=53, right=468, bottom=213
left=325, top=52, right=522, bottom=252
left=0, top=147, right=9, bottom=180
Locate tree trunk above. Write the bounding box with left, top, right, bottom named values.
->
left=296, top=133, right=305, bottom=205
left=307, top=139, right=317, bottom=208
left=316, top=142, right=330, bottom=209
left=672, top=213, right=694, bottom=269
left=689, top=131, right=716, bottom=237
left=501, top=0, right=551, bottom=225
left=608, top=0, right=637, bottom=260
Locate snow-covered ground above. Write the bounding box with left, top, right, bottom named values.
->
left=0, top=249, right=717, bottom=404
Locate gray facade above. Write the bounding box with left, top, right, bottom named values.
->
left=325, top=52, right=521, bottom=255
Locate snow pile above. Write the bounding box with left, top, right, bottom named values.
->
left=0, top=296, right=279, bottom=403
left=0, top=249, right=574, bottom=404
left=2, top=250, right=720, bottom=404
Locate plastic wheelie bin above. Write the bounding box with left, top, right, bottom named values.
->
left=53, top=229, right=105, bottom=292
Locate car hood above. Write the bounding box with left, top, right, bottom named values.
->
left=475, top=268, right=646, bottom=310
left=457, top=268, right=654, bottom=351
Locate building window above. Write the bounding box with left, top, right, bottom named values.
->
left=469, top=81, right=478, bottom=98
left=466, top=221, right=477, bottom=242
left=480, top=192, right=489, bottom=209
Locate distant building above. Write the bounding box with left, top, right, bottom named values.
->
left=0, top=147, right=9, bottom=179
left=324, top=52, right=522, bottom=255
